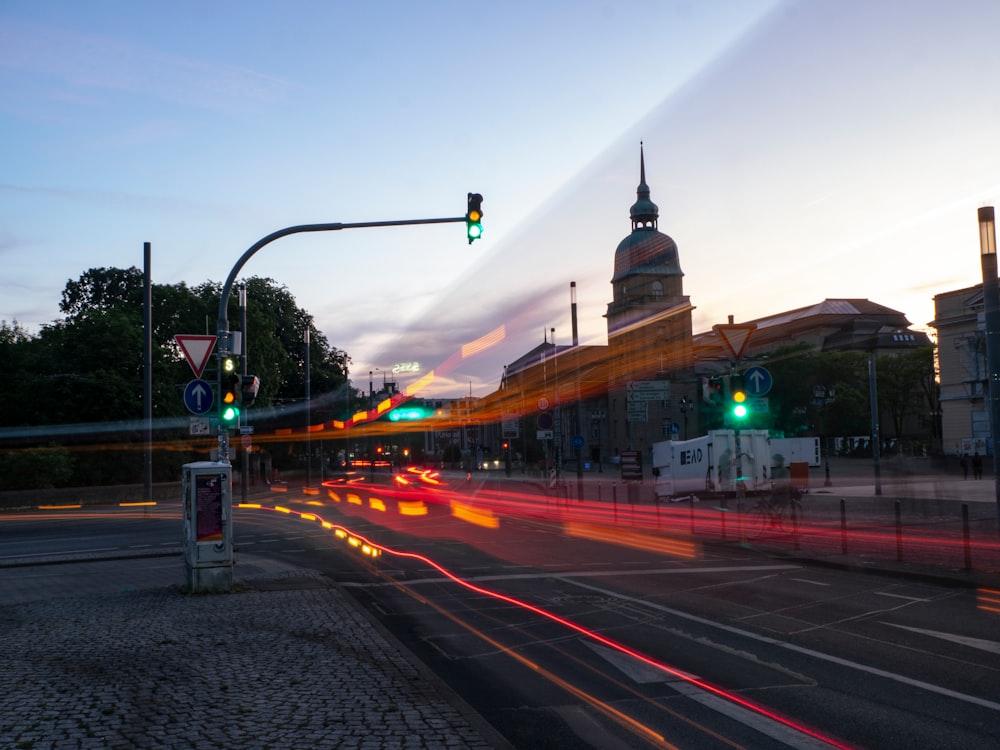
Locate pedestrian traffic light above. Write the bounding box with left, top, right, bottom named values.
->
left=466, top=192, right=483, bottom=244
left=220, top=356, right=241, bottom=425
left=732, top=390, right=748, bottom=420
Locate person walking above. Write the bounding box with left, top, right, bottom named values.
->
left=960, top=454, right=969, bottom=479
left=972, top=452, right=983, bottom=480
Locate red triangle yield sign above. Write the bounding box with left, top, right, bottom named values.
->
left=175, top=334, right=217, bottom=378
left=713, top=324, right=756, bottom=361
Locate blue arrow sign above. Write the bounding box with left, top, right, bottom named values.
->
left=184, top=378, right=214, bottom=415
left=743, top=365, right=773, bottom=397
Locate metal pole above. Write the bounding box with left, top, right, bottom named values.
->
left=978, top=206, right=1000, bottom=535
left=868, top=353, right=882, bottom=496
left=305, top=328, right=311, bottom=490
left=214, top=213, right=469, bottom=463
left=143, top=242, right=152, bottom=502
left=239, top=283, right=249, bottom=504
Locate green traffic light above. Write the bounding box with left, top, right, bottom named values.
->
left=732, top=390, right=748, bottom=419
left=466, top=192, right=483, bottom=244
left=221, top=404, right=240, bottom=423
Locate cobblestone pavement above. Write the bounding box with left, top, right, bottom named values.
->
left=0, top=554, right=511, bottom=750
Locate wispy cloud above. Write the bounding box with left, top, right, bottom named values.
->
left=0, top=18, right=297, bottom=112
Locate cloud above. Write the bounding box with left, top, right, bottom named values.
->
left=0, top=18, right=297, bottom=112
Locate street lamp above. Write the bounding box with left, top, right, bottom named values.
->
left=977, top=205, right=1000, bottom=535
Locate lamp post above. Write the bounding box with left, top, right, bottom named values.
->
left=977, top=205, right=1000, bottom=535
left=679, top=395, right=691, bottom=440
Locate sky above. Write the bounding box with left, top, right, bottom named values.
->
left=4, top=1, right=1000, bottom=401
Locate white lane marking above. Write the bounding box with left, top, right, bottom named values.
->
left=875, top=591, right=929, bottom=602
left=352, top=564, right=801, bottom=588
left=561, top=577, right=1000, bottom=713
left=668, top=679, right=838, bottom=750
left=584, top=642, right=833, bottom=749
left=584, top=641, right=699, bottom=684
left=882, top=622, right=1000, bottom=655
left=791, top=578, right=830, bottom=586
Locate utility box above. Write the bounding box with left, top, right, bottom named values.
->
left=182, top=461, right=233, bottom=593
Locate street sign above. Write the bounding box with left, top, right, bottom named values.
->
left=743, top=365, right=773, bottom=397
left=572, top=435, right=585, bottom=449
left=189, top=417, right=210, bottom=436
left=183, top=378, right=214, bottom=415
left=714, top=323, right=756, bottom=361
left=537, top=430, right=554, bottom=440
left=175, top=335, right=217, bottom=378
left=537, top=396, right=550, bottom=411
left=627, top=402, right=648, bottom=422
left=538, top=412, right=554, bottom=430
left=627, top=380, right=670, bottom=401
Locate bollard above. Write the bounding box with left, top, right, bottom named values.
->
left=895, top=501, right=903, bottom=562
left=962, top=503, right=972, bottom=570
left=840, top=498, right=848, bottom=555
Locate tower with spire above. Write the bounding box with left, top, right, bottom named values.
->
left=605, top=143, right=696, bottom=452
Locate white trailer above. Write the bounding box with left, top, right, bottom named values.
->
left=652, top=429, right=771, bottom=500
left=769, top=437, right=822, bottom=467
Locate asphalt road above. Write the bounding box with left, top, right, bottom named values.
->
left=4, top=486, right=999, bottom=749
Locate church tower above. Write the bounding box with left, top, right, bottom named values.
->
left=605, top=144, right=695, bottom=454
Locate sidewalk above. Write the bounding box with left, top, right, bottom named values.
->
left=0, top=549, right=513, bottom=750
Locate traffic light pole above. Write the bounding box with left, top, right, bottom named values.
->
left=215, top=214, right=470, bottom=463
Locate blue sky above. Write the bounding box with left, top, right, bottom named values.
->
left=4, top=1, right=1000, bottom=399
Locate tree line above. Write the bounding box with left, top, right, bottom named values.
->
left=0, top=267, right=358, bottom=489
left=703, top=342, right=939, bottom=454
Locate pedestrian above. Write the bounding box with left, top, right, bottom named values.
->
left=972, top=452, right=983, bottom=480
left=960, top=454, right=968, bottom=479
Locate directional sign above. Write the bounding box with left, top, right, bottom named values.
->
left=183, top=378, right=214, bottom=415
left=572, top=435, right=585, bottom=449
left=175, top=335, right=217, bottom=378
left=743, top=365, right=773, bottom=397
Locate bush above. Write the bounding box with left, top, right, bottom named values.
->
left=0, top=446, right=74, bottom=490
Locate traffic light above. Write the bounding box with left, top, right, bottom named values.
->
left=242, top=375, right=260, bottom=408
left=220, top=356, right=241, bottom=425
left=466, top=192, right=483, bottom=244
left=732, top=390, right=748, bottom=420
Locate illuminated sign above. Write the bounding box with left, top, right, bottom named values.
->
left=392, top=362, right=421, bottom=375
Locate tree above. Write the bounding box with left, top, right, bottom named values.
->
left=876, top=347, right=936, bottom=450
left=0, top=268, right=354, bottom=489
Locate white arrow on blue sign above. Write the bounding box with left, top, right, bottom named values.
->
left=743, top=365, right=773, bottom=397
left=183, top=378, right=214, bottom=415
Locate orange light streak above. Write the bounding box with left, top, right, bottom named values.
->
left=405, top=369, right=435, bottom=396
left=461, top=324, right=506, bottom=359
left=398, top=500, right=428, bottom=516
left=565, top=522, right=699, bottom=559
left=450, top=501, right=499, bottom=529
left=978, top=587, right=1000, bottom=615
